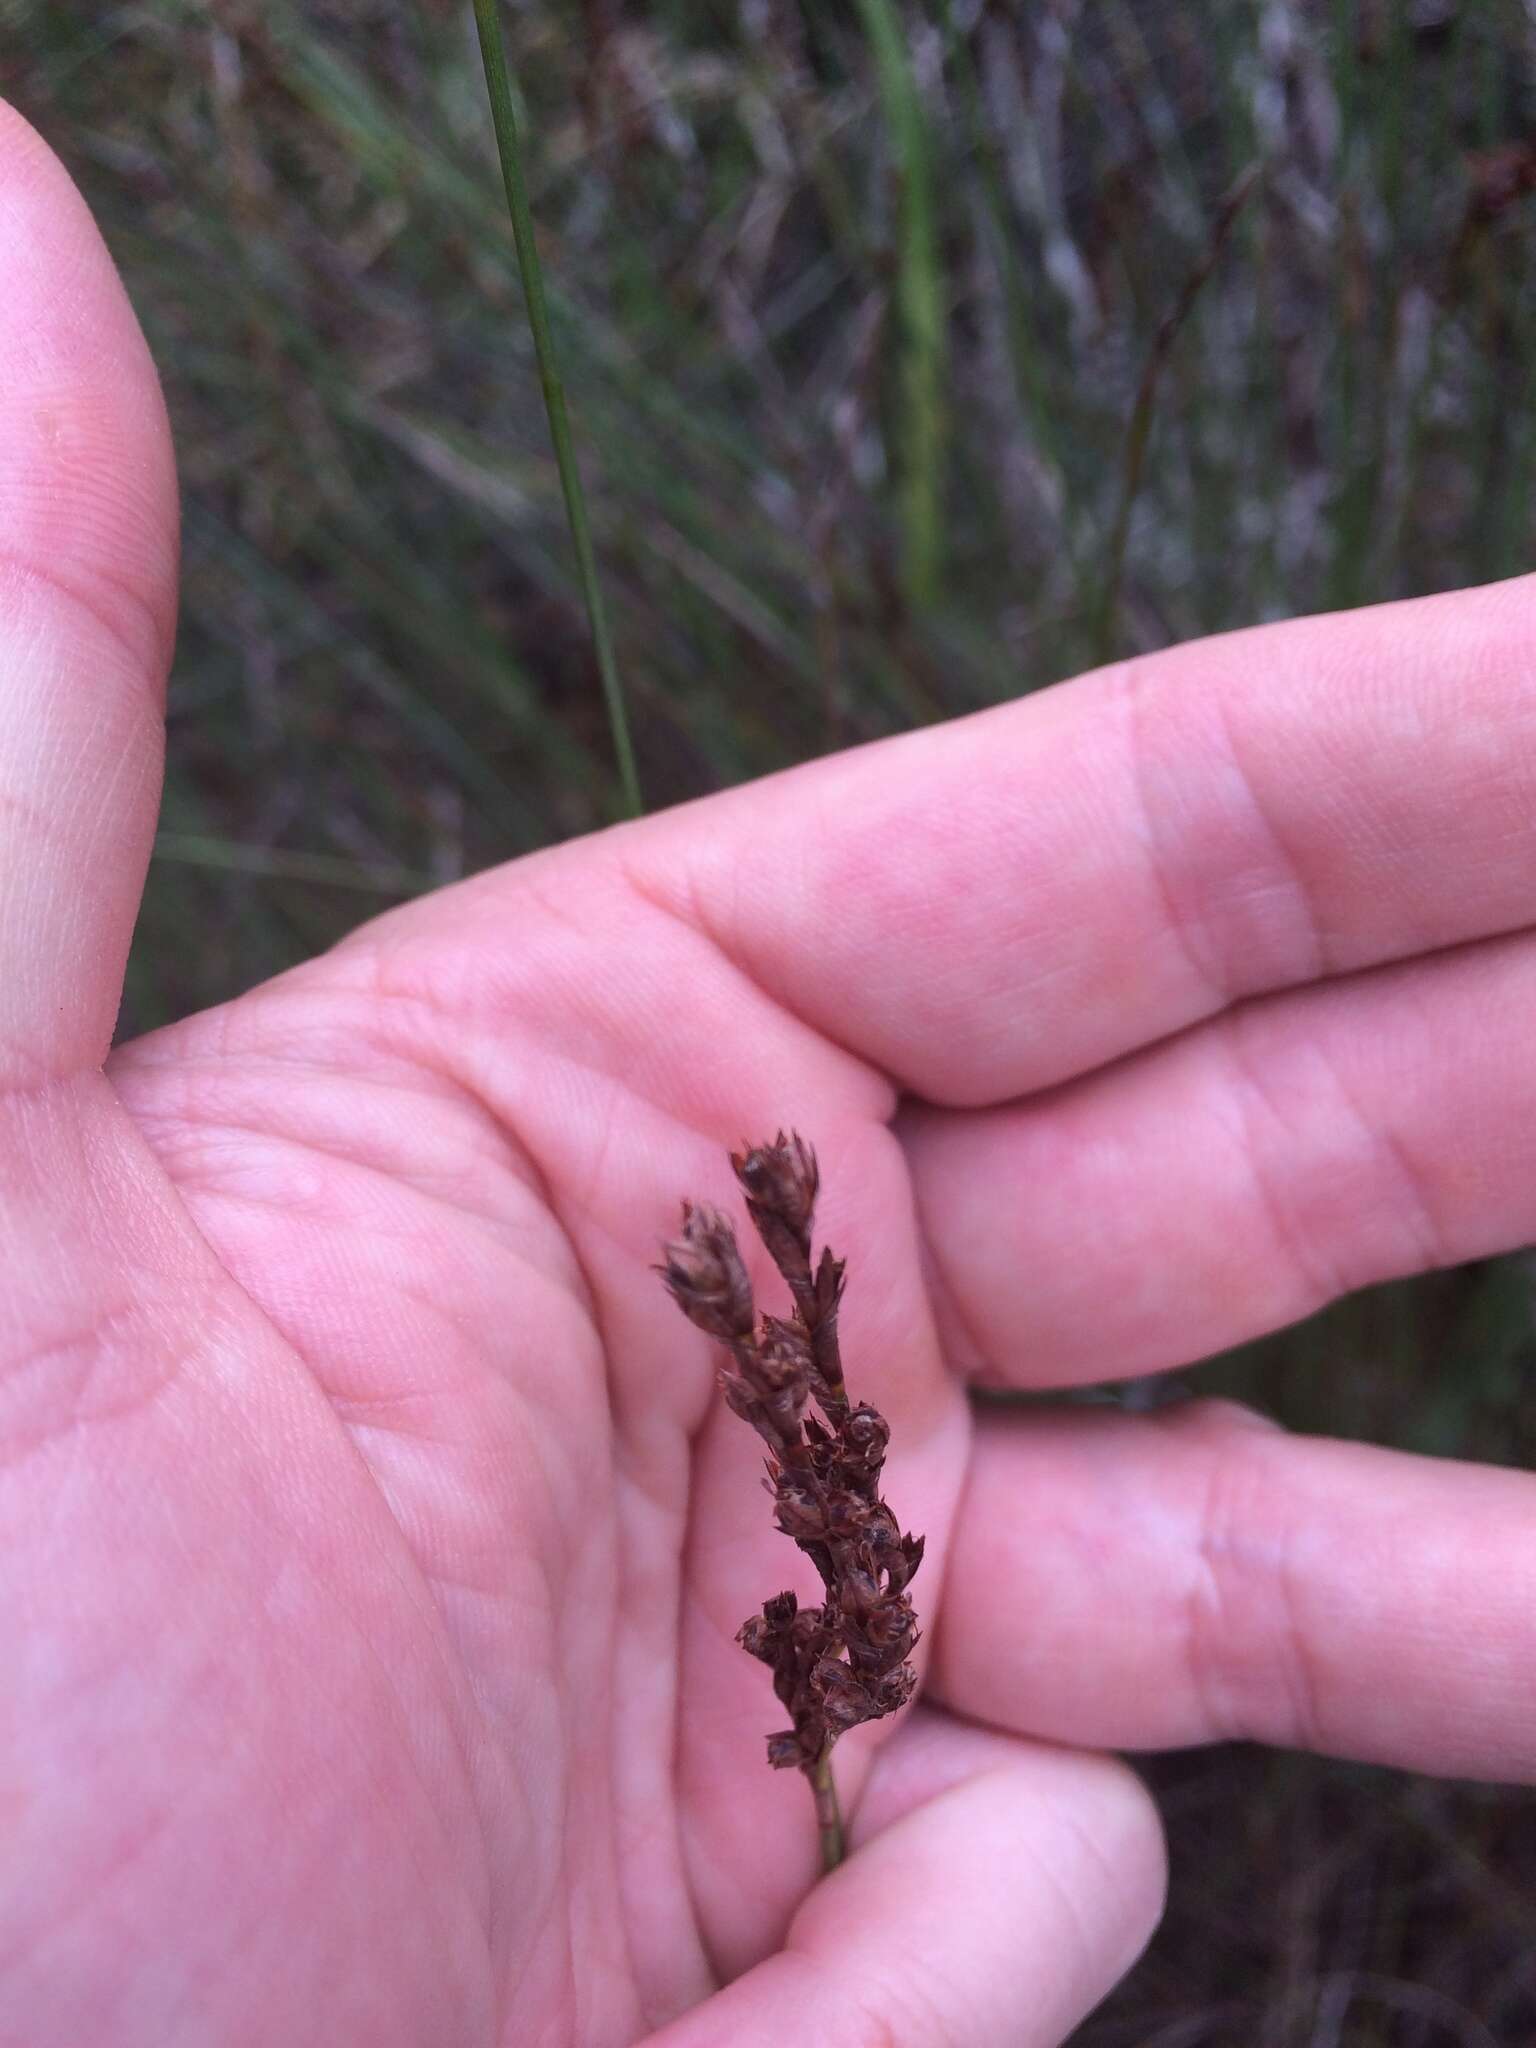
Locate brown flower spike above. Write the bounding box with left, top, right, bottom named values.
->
left=658, top=1133, right=924, bottom=1871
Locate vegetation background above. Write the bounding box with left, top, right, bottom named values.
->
left=13, top=0, right=1536, bottom=2038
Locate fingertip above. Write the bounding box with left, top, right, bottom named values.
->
left=845, top=1709, right=1167, bottom=1995
left=0, top=96, right=178, bottom=684
left=806, top=1727, right=1166, bottom=2045
left=648, top=1711, right=1166, bottom=2048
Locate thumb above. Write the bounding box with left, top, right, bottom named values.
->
left=0, top=101, right=176, bottom=1080
left=645, top=1709, right=1166, bottom=2048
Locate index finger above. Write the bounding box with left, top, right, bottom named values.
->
left=632, top=577, right=1536, bottom=1107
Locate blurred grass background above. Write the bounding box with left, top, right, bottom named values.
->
left=14, top=0, right=1536, bottom=2037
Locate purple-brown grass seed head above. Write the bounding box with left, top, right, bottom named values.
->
left=812, top=1246, right=846, bottom=1318
left=732, top=1131, right=819, bottom=1256
left=874, top=1665, right=918, bottom=1716
left=772, top=1477, right=828, bottom=1541
left=861, top=1597, right=918, bottom=1658
left=718, top=1367, right=784, bottom=1451
left=753, top=1322, right=812, bottom=1391
left=840, top=1403, right=890, bottom=1474
left=738, top=1611, right=781, bottom=1663
left=753, top=1323, right=812, bottom=1424
left=812, top=1655, right=876, bottom=1731
left=823, top=1486, right=876, bottom=1541
left=658, top=1203, right=755, bottom=1342
left=855, top=1499, right=903, bottom=1553
left=789, top=1604, right=831, bottom=1655
left=889, top=1532, right=926, bottom=1592
left=659, top=1136, right=926, bottom=1808
left=800, top=1413, right=837, bottom=1476
left=759, top=1314, right=812, bottom=1365
left=837, top=1566, right=882, bottom=1619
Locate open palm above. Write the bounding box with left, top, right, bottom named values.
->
left=8, top=110, right=1536, bottom=2048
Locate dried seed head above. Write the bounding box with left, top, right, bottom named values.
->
left=738, top=1615, right=775, bottom=1663
left=754, top=1322, right=811, bottom=1388
left=837, top=1566, right=881, bottom=1617
left=788, top=1604, right=829, bottom=1655
left=812, top=1246, right=845, bottom=1317
left=819, top=1486, right=875, bottom=1542
left=762, top=1589, right=799, bottom=1629
left=738, top=1326, right=810, bottom=1444
left=759, top=1314, right=811, bottom=1365
left=874, top=1665, right=917, bottom=1716
left=840, top=1403, right=890, bottom=1474
left=859, top=1597, right=918, bottom=1658
left=812, top=1656, right=875, bottom=1731
left=720, top=1367, right=795, bottom=1453
left=890, top=1532, right=925, bottom=1593
left=659, top=1134, right=925, bottom=1819
left=733, top=1131, right=819, bottom=1260
left=658, top=1203, right=754, bottom=1342
left=739, top=1592, right=797, bottom=1664
left=773, top=1477, right=828, bottom=1541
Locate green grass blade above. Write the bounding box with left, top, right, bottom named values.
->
left=470, top=0, right=642, bottom=817
left=855, top=0, right=946, bottom=611
left=154, top=833, right=431, bottom=898
left=1093, top=164, right=1261, bottom=661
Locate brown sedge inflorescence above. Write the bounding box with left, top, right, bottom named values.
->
left=658, top=1132, right=924, bottom=1870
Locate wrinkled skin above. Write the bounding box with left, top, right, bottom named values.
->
left=5, top=105, right=1536, bottom=2048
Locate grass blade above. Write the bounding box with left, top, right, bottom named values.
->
left=154, top=833, right=430, bottom=898
left=1093, top=163, right=1262, bottom=662
left=470, top=0, right=642, bottom=817
left=856, top=0, right=946, bottom=611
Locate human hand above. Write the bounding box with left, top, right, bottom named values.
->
left=6, top=106, right=1535, bottom=2048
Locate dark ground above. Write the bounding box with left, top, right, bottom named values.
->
left=11, top=2, right=1536, bottom=2039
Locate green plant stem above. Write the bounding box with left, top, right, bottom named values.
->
left=809, top=1745, right=845, bottom=1874
left=470, top=0, right=642, bottom=818
left=856, top=0, right=945, bottom=611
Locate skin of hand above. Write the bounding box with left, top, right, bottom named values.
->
left=5, top=101, right=1536, bottom=2048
